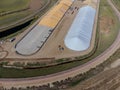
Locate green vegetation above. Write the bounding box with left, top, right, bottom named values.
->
left=0, top=18, right=34, bottom=40
left=0, top=0, right=49, bottom=33
left=112, top=0, right=120, bottom=11
left=93, top=0, right=120, bottom=55
left=2, top=48, right=120, bottom=89
left=0, top=11, right=32, bottom=26
left=0, top=0, right=29, bottom=12
left=0, top=0, right=30, bottom=29
left=0, top=0, right=57, bottom=39
left=0, top=0, right=120, bottom=78
left=69, top=46, right=120, bottom=87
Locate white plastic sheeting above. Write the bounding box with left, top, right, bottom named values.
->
left=64, top=6, right=96, bottom=51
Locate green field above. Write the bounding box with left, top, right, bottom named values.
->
left=0, top=0, right=29, bottom=12
left=0, top=11, right=32, bottom=26
left=0, top=0, right=31, bottom=32
left=112, top=0, right=120, bottom=11
left=0, top=0, right=120, bottom=78
left=0, top=0, right=58, bottom=39
left=94, top=0, right=120, bottom=55
left=0, top=0, right=49, bottom=33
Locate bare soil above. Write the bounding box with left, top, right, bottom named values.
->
left=29, top=0, right=45, bottom=11
left=100, top=16, right=114, bottom=33
left=0, top=0, right=98, bottom=62
left=67, top=65, right=120, bottom=90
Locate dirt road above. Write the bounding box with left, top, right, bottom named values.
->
left=68, top=66, right=120, bottom=90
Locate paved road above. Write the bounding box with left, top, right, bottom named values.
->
left=1, top=0, right=120, bottom=89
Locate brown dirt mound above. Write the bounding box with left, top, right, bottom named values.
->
left=99, top=16, right=114, bottom=33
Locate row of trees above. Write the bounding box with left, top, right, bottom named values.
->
left=0, top=62, right=106, bottom=90
left=1, top=48, right=120, bottom=90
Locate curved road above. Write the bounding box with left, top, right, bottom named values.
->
left=0, top=0, right=120, bottom=89
left=0, top=0, right=50, bottom=32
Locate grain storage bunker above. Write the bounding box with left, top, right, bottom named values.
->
left=64, top=6, right=96, bottom=51
left=15, top=0, right=73, bottom=55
